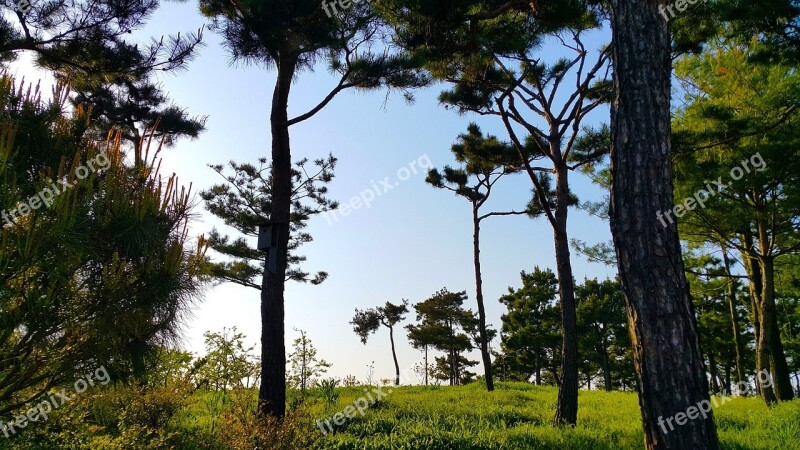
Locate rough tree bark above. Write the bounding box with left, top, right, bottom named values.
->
left=608, top=0, right=719, bottom=448
left=259, top=52, right=297, bottom=419
left=553, top=164, right=579, bottom=426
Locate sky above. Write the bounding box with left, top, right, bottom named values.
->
left=8, top=3, right=617, bottom=383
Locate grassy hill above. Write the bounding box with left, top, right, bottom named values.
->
left=300, top=382, right=799, bottom=449
left=6, top=382, right=799, bottom=449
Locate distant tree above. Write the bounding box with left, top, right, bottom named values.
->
left=200, top=156, right=337, bottom=289
left=498, top=268, right=562, bottom=385
left=146, top=348, right=196, bottom=389
left=684, top=254, right=752, bottom=395
left=351, top=300, right=409, bottom=386
left=380, top=0, right=610, bottom=425
left=426, top=124, right=524, bottom=392
left=198, top=0, right=426, bottom=418
left=575, top=278, right=631, bottom=392
left=433, top=354, right=478, bottom=385
left=406, top=289, right=478, bottom=386
left=672, top=37, right=800, bottom=403
left=286, top=329, right=331, bottom=395
left=197, top=327, right=258, bottom=393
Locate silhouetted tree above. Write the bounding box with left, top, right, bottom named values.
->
left=351, top=300, right=409, bottom=385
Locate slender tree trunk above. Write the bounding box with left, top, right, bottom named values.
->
left=741, top=232, right=764, bottom=396
left=259, top=53, right=297, bottom=419
left=450, top=349, right=456, bottom=386
left=721, top=246, right=745, bottom=384
left=553, top=164, right=579, bottom=426
left=608, top=1, right=719, bottom=447
left=389, top=326, right=400, bottom=386
left=724, top=365, right=731, bottom=394
left=708, top=352, right=720, bottom=394
left=424, top=345, right=429, bottom=386
left=535, top=353, right=542, bottom=385
left=473, top=209, right=495, bottom=391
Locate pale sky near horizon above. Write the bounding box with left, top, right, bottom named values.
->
left=8, top=3, right=618, bottom=383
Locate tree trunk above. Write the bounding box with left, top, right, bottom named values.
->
left=601, top=347, right=613, bottom=392
left=258, top=53, right=297, bottom=419
left=389, top=326, right=400, bottom=386
left=721, top=246, right=745, bottom=384
left=708, top=352, right=720, bottom=394
left=473, top=209, right=495, bottom=391
left=741, top=232, right=764, bottom=397
left=757, top=251, right=793, bottom=401
left=768, top=307, right=794, bottom=400
left=535, top=353, right=542, bottom=385
left=608, top=1, right=719, bottom=447
left=756, top=255, right=778, bottom=404
left=553, top=165, right=579, bottom=426
left=424, top=345, right=429, bottom=386
left=724, top=364, right=731, bottom=394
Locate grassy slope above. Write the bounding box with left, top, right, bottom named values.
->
left=307, top=382, right=800, bottom=450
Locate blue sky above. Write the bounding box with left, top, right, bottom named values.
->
left=10, top=3, right=617, bottom=383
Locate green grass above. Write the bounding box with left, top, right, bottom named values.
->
left=302, top=382, right=800, bottom=450
left=19, top=381, right=794, bottom=449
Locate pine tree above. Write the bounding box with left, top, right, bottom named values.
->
left=351, top=301, right=409, bottom=386
left=197, top=0, right=426, bottom=418
left=200, top=156, right=337, bottom=289
left=608, top=0, right=719, bottom=447
left=425, top=124, right=525, bottom=392
left=406, top=289, right=479, bottom=386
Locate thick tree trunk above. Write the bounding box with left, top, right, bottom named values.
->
left=608, top=1, right=719, bottom=447
left=768, top=311, right=794, bottom=400
left=473, top=210, right=495, bottom=391
left=756, top=255, right=778, bottom=404
left=756, top=249, right=794, bottom=401
left=389, top=326, right=400, bottom=386
left=553, top=165, right=579, bottom=426
left=721, top=246, right=745, bottom=384
left=259, top=54, right=297, bottom=419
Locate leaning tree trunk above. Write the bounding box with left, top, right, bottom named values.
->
left=259, top=52, right=297, bottom=419
left=473, top=208, right=495, bottom=391
left=608, top=1, right=719, bottom=448
left=552, top=164, right=579, bottom=426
